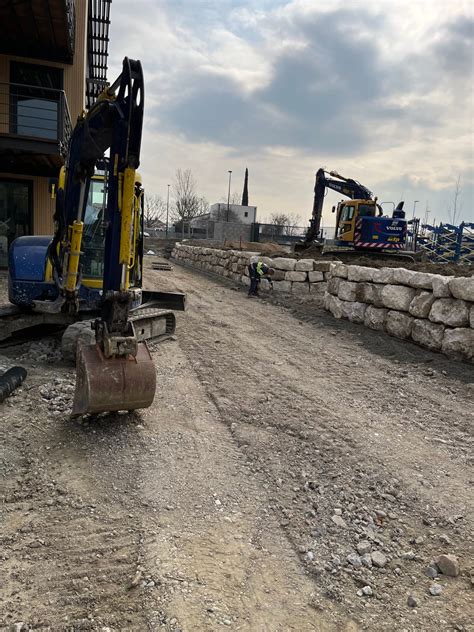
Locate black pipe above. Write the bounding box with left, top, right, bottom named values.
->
left=0, top=367, right=27, bottom=403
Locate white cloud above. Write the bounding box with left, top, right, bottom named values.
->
left=107, top=0, right=473, bottom=225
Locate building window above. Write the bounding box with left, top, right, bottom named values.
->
left=0, top=179, right=33, bottom=267
left=244, top=211, right=248, bottom=217
left=10, top=62, right=63, bottom=140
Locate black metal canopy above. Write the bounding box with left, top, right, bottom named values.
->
left=0, top=0, right=76, bottom=63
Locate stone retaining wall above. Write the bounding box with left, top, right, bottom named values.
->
left=171, top=242, right=330, bottom=303
left=171, top=244, right=473, bottom=361
left=323, top=264, right=473, bottom=362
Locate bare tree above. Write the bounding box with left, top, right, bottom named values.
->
left=270, top=212, right=289, bottom=226
left=171, top=169, right=201, bottom=238
left=144, top=194, right=166, bottom=228
left=172, top=169, right=201, bottom=222
left=220, top=191, right=241, bottom=205
left=448, top=175, right=462, bottom=225
left=213, top=205, right=239, bottom=222
left=197, top=196, right=210, bottom=215
left=285, top=213, right=302, bottom=236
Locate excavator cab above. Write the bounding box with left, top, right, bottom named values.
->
left=335, top=200, right=378, bottom=242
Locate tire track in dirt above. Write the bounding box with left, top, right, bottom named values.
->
left=146, top=261, right=473, bottom=632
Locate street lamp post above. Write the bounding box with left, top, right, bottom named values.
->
left=412, top=200, right=419, bottom=219
left=227, top=170, right=232, bottom=221
left=166, top=184, right=170, bottom=238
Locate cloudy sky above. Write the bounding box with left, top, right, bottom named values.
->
left=108, top=0, right=473, bottom=226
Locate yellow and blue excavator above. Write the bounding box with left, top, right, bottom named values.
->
left=298, top=168, right=409, bottom=257
left=2, top=58, right=185, bottom=415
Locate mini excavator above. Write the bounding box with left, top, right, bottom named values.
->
left=2, top=58, right=185, bottom=416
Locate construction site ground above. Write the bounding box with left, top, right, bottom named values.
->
left=0, top=259, right=473, bottom=632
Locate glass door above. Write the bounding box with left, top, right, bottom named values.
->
left=0, top=180, right=32, bottom=267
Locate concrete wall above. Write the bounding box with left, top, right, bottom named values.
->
left=323, top=264, right=474, bottom=362
left=210, top=203, right=257, bottom=224
left=212, top=221, right=253, bottom=243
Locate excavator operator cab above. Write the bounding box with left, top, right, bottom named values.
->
left=335, top=200, right=377, bottom=241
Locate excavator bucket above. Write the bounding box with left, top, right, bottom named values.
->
left=72, top=342, right=156, bottom=416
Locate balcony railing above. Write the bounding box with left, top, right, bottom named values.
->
left=0, top=82, right=72, bottom=157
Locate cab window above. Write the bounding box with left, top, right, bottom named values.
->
left=340, top=205, right=355, bottom=222
left=358, top=204, right=376, bottom=217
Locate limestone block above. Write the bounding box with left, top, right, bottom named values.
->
left=285, top=271, right=308, bottom=282
left=347, top=265, right=378, bottom=283
left=411, top=320, right=445, bottom=351
left=432, top=275, right=451, bottom=298
left=241, top=275, right=250, bottom=287
left=332, top=263, right=348, bottom=279
left=441, top=328, right=474, bottom=360
left=314, top=260, right=339, bottom=272
left=471, top=305, right=474, bottom=328
left=214, top=266, right=225, bottom=276
left=223, top=270, right=232, bottom=278
left=381, top=284, right=417, bottom=311
left=261, top=256, right=274, bottom=266
left=429, top=298, right=469, bottom=327
left=271, top=269, right=286, bottom=281
left=407, top=272, right=438, bottom=290
left=449, top=277, right=474, bottom=302
left=338, top=280, right=358, bottom=302
left=308, top=270, right=324, bottom=282
left=328, top=294, right=344, bottom=319
left=385, top=310, right=414, bottom=339
left=231, top=263, right=239, bottom=272
left=295, top=259, right=314, bottom=271
left=364, top=306, right=388, bottom=331
left=355, top=282, right=384, bottom=307
left=272, top=257, right=296, bottom=271
left=373, top=267, right=416, bottom=285
left=328, top=277, right=341, bottom=296
left=323, top=292, right=332, bottom=311
left=260, top=278, right=272, bottom=292
left=292, top=282, right=310, bottom=294
left=272, top=280, right=292, bottom=293
left=408, top=291, right=436, bottom=318
left=342, top=301, right=367, bottom=324
left=310, top=282, right=328, bottom=294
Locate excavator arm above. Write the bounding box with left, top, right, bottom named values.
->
left=303, top=168, right=374, bottom=247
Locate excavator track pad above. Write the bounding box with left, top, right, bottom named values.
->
left=72, top=342, right=156, bottom=417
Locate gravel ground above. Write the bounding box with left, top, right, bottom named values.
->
left=0, top=261, right=473, bottom=631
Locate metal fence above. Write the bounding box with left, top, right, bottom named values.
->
left=413, top=221, right=474, bottom=264
left=251, top=222, right=307, bottom=243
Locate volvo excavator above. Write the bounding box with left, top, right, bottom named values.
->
left=297, top=168, right=409, bottom=256
left=1, top=58, right=185, bottom=416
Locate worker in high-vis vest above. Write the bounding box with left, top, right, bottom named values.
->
left=248, top=261, right=275, bottom=297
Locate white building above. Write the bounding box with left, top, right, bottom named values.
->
left=210, top=203, right=257, bottom=224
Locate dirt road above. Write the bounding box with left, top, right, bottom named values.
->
left=1, top=262, right=473, bottom=631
